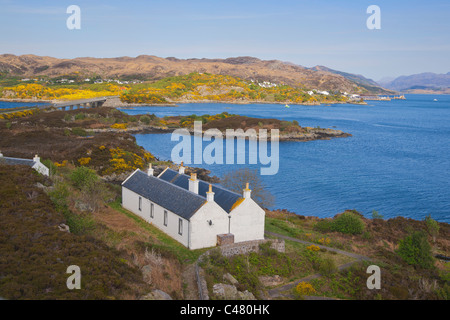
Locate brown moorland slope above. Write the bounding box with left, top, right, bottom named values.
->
left=0, top=54, right=391, bottom=94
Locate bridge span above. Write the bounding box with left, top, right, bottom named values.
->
left=51, top=97, right=109, bottom=111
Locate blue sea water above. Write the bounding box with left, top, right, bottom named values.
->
left=120, top=94, right=449, bottom=222
left=0, top=101, right=50, bottom=109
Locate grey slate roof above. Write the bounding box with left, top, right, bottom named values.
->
left=122, top=170, right=206, bottom=220
left=0, top=157, right=36, bottom=167
left=158, top=168, right=243, bottom=213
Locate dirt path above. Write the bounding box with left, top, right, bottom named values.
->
left=265, top=231, right=371, bottom=299
left=181, top=264, right=199, bottom=300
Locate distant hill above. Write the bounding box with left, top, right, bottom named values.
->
left=0, top=54, right=391, bottom=94
left=311, top=65, right=394, bottom=94
left=378, top=72, right=450, bottom=93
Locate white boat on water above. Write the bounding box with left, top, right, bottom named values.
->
left=433, top=99, right=438, bottom=101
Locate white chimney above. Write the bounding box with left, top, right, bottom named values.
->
left=243, top=182, right=251, bottom=199
left=33, top=154, right=40, bottom=163
left=206, top=184, right=215, bottom=202
left=147, top=163, right=154, bottom=176
left=189, top=173, right=199, bottom=194
left=178, top=161, right=185, bottom=174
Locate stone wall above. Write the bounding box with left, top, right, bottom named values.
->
left=195, top=238, right=285, bottom=300
left=219, top=239, right=285, bottom=257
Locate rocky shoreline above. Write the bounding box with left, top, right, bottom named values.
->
left=1, top=96, right=367, bottom=108
left=109, top=97, right=367, bottom=108
left=91, top=125, right=352, bottom=142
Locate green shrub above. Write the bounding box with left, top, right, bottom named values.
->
left=71, top=127, right=88, bottom=137
left=64, top=113, right=73, bottom=122
left=371, top=210, right=384, bottom=219
left=74, top=113, right=86, bottom=120
left=62, top=209, right=96, bottom=235
left=318, top=257, right=337, bottom=277
left=331, top=212, right=365, bottom=235
left=314, top=219, right=333, bottom=232
left=70, top=166, right=98, bottom=190
left=140, top=115, right=151, bottom=124
left=6, top=122, right=12, bottom=129
left=397, top=231, right=434, bottom=269
left=48, top=181, right=70, bottom=207
left=424, top=214, right=439, bottom=243
left=208, top=248, right=229, bottom=268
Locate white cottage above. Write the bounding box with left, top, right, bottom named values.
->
left=0, top=152, right=49, bottom=176
left=121, top=164, right=265, bottom=250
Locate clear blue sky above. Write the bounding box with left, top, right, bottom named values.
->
left=1, top=0, right=449, bottom=80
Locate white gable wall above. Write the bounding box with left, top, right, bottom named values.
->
left=229, top=198, right=265, bottom=243
left=122, top=187, right=190, bottom=247
left=32, top=162, right=49, bottom=176
left=189, top=201, right=229, bottom=250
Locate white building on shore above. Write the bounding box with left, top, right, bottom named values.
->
left=0, top=152, right=49, bottom=176
left=121, top=164, right=265, bottom=250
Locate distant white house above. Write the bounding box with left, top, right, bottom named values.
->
left=0, top=152, right=49, bottom=176
left=317, top=90, right=330, bottom=96
left=121, top=164, right=266, bottom=250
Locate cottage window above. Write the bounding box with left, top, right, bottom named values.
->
left=178, top=218, right=183, bottom=235
left=164, top=210, right=168, bottom=226
left=150, top=203, right=154, bottom=218
left=138, top=197, right=142, bottom=211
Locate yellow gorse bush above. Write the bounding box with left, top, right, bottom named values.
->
left=54, top=160, right=68, bottom=167
left=0, top=108, right=38, bottom=120
left=2, top=83, right=124, bottom=101
left=296, top=282, right=316, bottom=296
left=110, top=123, right=128, bottom=130
left=318, top=237, right=331, bottom=245
left=78, top=157, right=91, bottom=165
left=102, top=147, right=149, bottom=175
left=307, top=245, right=321, bottom=252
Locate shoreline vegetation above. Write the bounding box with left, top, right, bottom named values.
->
left=0, top=104, right=448, bottom=300
left=0, top=72, right=368, bottom=107
left=0, top=104, right=352, bottom=142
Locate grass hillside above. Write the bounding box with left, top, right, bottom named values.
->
left=0, top=165, right=150, bottom=299
left=120, top=72, right=348, bottom=104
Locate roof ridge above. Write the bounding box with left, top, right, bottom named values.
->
left=136, top=169, right=208, bottom=201
left=2, top=156, right=34, bottom=161
left=163, top=168, right=242, bottom=197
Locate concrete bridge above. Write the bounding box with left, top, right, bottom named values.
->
left=51, top=97, right=108, bottom=111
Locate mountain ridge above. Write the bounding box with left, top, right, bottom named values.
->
left=0, top=54, right=392, bottom=94
left=378, top=71, right=450, bottom=93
